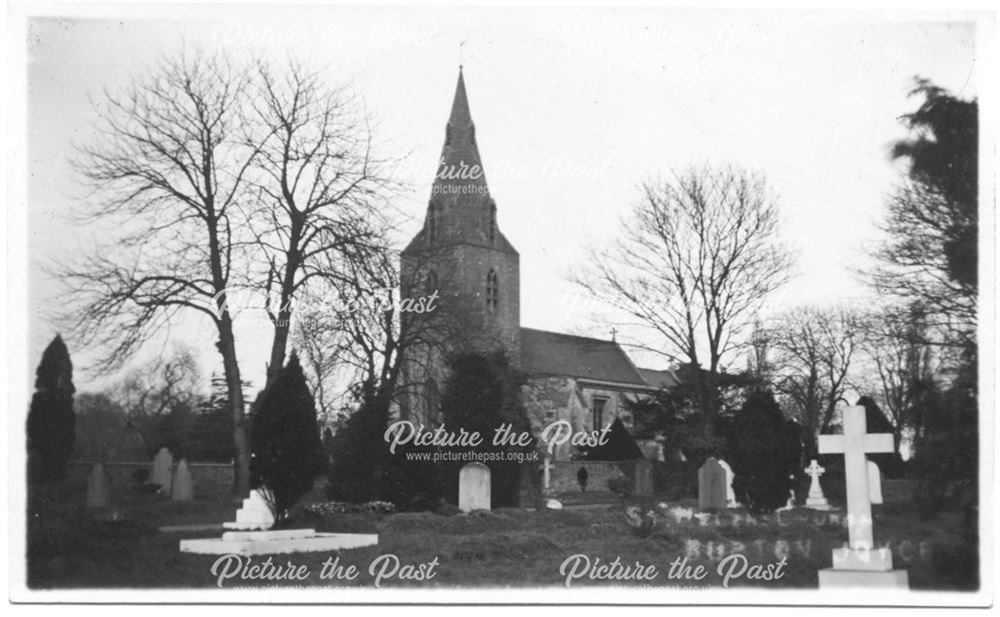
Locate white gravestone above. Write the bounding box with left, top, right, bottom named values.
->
left=867, top=460, right=883, bottom=505
left=718, top=459, right=738, bottom=507
left=805, top=459, right=831, bottom=510
left=817, top=405, right=908, bottom=589
left=86, top=463, right=110, bottom=509
left=151, top=447, right=173, bottom=494
left=459, top=462, right=491, bottom=512
left=171, top=459, right=194, bottom=501
left=223, top=489, right=276, bottom=531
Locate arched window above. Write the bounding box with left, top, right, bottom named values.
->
left=486, top=269, right=499, bottom=312
left=488, top=203, right=497, bottom=244
left=425, top=270, right=438, bottom=295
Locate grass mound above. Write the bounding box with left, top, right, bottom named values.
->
left=450, top=532, right=560, bottom=561
left=376, top=512, right=447, bottom=533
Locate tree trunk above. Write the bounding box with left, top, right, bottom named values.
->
left=217, top=316, right=250, bottom=496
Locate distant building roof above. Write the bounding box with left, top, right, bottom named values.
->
left=519, top=327, right=649, bottom=386
left=637, top=367, right=681, bottom=390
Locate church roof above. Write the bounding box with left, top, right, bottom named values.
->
left=519, top=328, right=649, bottom=386
left=636, top=367, right=681, bottom=390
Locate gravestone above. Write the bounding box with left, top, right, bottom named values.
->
left=867, top=460, right=883, bottom=505
left=817, top=404, right=908, bottom=589
left=86, top=463, right=110, bottom=509
left=635, top=459, right=653, bottom=495
left=224, top=489, right=276, bottom=531
left=718, top=459, right=738, bottom=507
left=697, top=457, right=727, bottom=510
left=458, top=462, right=491, bottom=512
left=171, top=459, right=194, bottom=501
left=805, top=459, right=831, bottom=510
left=151, top=447, right=173, bottom=494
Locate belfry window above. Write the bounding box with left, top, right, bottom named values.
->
left=486, top=269, right=499, bottom=312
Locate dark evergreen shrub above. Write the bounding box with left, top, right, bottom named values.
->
left=249, top=354, right=327, bottom=522
left=579, top=417, right=644, bottom=461
left=326, top=393, right=440, bottom=511
left=438, top=351, right=535, bottom=508
left=723, top=389, right=801, bottom=512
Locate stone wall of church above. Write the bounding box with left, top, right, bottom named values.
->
left=522, top=376, right=578, bottom=460
left=523, top=377, right=650, bottom=462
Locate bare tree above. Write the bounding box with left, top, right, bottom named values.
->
left=575, top=164, right=791, bottom=437
left=857, top=305, right=941, bottom=451
left=244, top=60, right=396, bottom=394
left=289, top=243, right=463, bottom=418
left=62, top=51, right=258, bottom=494
left=768, top=306, right=863, bottom=457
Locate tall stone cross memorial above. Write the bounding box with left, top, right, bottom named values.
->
left=804, top=459, right=831, bottom=510
left=817, top=404, right=908, bottom=588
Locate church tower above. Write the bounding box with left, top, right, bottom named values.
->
left=399, top=68, right=521, bottom=424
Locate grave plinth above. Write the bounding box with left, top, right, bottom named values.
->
left=180, top=528, right=378, bottom=556
left=180, top=488, right=378, bottom=556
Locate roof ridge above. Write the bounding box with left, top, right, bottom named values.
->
left=519, top=327, right=616, bottom=345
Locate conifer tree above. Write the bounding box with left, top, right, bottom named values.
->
left=27, top=335, right=76, bottom=484
left=249, top=354, right=326, bottom=521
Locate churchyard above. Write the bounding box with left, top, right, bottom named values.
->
left=26, top=416, right=977, bottom=592
left=19, top=10, right=982, bottom=603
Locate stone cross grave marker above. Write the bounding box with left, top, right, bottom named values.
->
left=151, top=447, right=173, bottom=494
left=698, top=457, right=727, bottom=510
left=86, top=463, right=110, bottom=509
left=541, top=452, right=553, bottom=495
left=817, top=404, right=908, bottom=588
left=805, top=459, right=831, bottom=510
left=635, top=459, right=653, bottom=496
left=459, top=462, right=491, bottom=512
left=171, top=458, right=194, bottom=501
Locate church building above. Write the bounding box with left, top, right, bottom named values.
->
left=398, top=68, right=676, bottom=462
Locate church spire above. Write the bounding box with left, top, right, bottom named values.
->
left=448, top=66, right=472, bottom=128
left=416, top=67, right=498, bottom=249
left=436, top=66, right=485, bottom=193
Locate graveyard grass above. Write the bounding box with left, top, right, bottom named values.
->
left=26, top=485, right=975, bottom=590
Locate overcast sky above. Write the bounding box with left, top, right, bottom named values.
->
left=20, top=4, right=983, bottom=394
